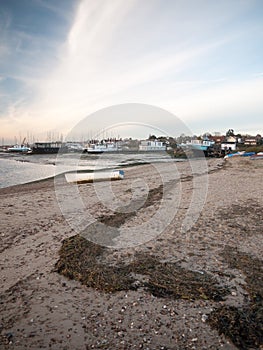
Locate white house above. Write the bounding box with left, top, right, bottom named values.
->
left=139, top=140, right=166, bottom=151
left=221, top=136, right=237, bottom=151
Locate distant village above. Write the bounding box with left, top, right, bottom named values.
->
left=1, top=129, right=263, bottom=157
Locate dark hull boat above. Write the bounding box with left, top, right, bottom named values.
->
left=32, top=142, right=68, bottom=154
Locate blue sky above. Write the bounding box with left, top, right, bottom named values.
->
left=0, top=0, right=262, bottom=142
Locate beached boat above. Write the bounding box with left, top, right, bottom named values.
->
left=250, top=152, right=263, bottom=160
left=179, top=139, right=215, bottom=152
left=65, top=170, right=124, bottom=184
left=8, top=144, right=31, bottom=153
left=224, top=151, right=256, bottom=159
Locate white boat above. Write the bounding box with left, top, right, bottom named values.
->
left=8, top=144, right=31, bottom=153
left=250, top=152, right=263, bottom=160
left=179, top=139, right=215, bottom=152
left=87, top=142, right=119, bottom=154
left=65, top=170, right=124, bottom=183
left=66, top=143, right=86, bottom=152
left=139, top=140, right=166, bottom=151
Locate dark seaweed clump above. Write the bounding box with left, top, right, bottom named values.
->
left=98, top=184, right=164, bottom=227
left=208, top=247, right=263, bottom=349
left=55, top=234, right=229, bottom=301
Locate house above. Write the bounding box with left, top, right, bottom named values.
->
left=221, top=136, right=237, bottom=151
left=209, top=135, right=225, bottom=144
left=139, top=140, right=166, bottom=151
left=244, top=134, right=262, bottom=146
left=244, top=137, right=257, bottom=146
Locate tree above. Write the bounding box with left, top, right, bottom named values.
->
left=226, top=129, right=235, bottom=137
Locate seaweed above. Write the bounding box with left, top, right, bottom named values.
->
left=97, top=184, right=164, bottom=227
left=55, top=235, right=229, bottom=301
left=208, top=247, right=263, bottom=349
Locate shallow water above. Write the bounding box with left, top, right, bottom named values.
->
left=0, top=151, right=181, bottom=188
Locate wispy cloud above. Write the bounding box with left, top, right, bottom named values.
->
left=1, top=0, right=263, bottom=139
left=26, top=1, right=236, bottom=131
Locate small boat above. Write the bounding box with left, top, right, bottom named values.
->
left=179, top=139, right=215, bottom=152
left=250, top=152, right=263, bottom=160
left=8, top=144, right=31, bottom=153
left=65, top=170, right=124, bottom=184
left=224, top=151, right=255, bottom=159
left=66, top=142, right=86, bottom=153
left=242, top=152, right=255, bottom=157
left=224, top=151, right=243, bottom=159
left=87, top=144, right=105, bottom=154
left=87, top=142, right=119, bottom=154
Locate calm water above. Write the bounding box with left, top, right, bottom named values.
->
left=0, top=151, right=180, bottom=188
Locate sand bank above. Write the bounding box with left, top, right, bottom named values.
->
left=0, top=158, right=262, bottom=349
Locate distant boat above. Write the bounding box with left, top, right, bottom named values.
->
left=65, top=170, right=124, bottom=184
left=179, top=139, right=215, bottom=152
left=87, top=142, right=119, bottom=154
left=32, top=142, right=67, bottom=154
left=66, top=143, right=86, bottom=153
left=8, top=144, right=31, bottom=153
left=139, top=140, right=167, bottom=151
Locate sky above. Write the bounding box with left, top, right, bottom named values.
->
left=0, top=0, right=262, bottom=143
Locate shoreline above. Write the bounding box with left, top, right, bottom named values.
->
left=0, top=155, right=219, bottom=193
left=0, top=157, right=262, bottom=349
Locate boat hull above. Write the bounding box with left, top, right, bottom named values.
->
left=87, top=149, right=104, bottom=154
left=65, top=170, right=124, bottom=184
left=8, top=146, right=31, bottom=153
left=224, top=152, right=256, bottom=159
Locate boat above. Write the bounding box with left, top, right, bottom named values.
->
left=224, top=151, right=256, bottom=159
left=224, top=151, right=244, bottom=159
left=32, top=141, right=68, bottom=154
left=66, top=143, right=86, bottom=153
left=139, top=140, right=166, bottom=151
left=179, top=139, right=215, bottom=153
left=250, top=152, right=263, bottom=160
left=7, top=144, right=31, bottom=153
left=87, top=142, right=119, bottom=154
left=65, top=170, right=124, bottom=184
left=241, top=152, right=255, bottom=157
left=8, top=137, right=31, bottom=153
left=87, top=144, right=105, bottom=154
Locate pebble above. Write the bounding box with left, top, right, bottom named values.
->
left=201, top=314, right=208, bottom=322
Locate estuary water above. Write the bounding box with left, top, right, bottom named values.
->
left=0, top=151, right=181, bottom=189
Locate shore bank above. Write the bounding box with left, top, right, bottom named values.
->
left=0, top=158, right=262, bottom=349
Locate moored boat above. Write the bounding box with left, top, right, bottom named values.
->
left=65, top=170, right=124, bottom=184
left=179, top=139, right=215, bottom=152
left=87, top=142, right=119, bottom=154
left=32, top=141, right=67, bottom=154
left=8, top=144, right=31, bottom=153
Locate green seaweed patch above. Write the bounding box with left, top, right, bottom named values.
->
left=55, top=235, right=229, bottom=301
left=208, top=247, right=263, bottom=349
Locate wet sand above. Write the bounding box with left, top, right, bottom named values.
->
left=0, top=157, right=262, bottom=349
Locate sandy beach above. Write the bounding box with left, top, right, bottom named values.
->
left=0, top=157, right=262, bottom=349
